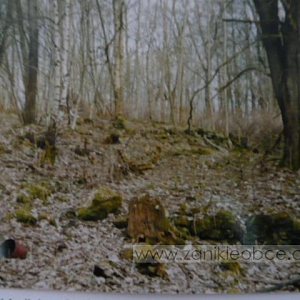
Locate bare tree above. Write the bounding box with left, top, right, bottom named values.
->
left=253, top=0, right=300, bottom=170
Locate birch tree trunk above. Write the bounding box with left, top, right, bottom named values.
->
left=60, top=0, right=71, bottom=111
left=133, top=0, right=141, bottom=119
left=206, top=18, right=215, bottom=131
left=52, top=0, right=61, bottom=117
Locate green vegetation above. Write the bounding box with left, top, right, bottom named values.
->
left=38, top=212, right=57, bottom=227
left=113, top=116, right=126, bottom=130
left=173, top=209, right=243, bottom=244
left=16, top=193, right=33, bottom=204
left=77, top=187, right=123, bottom=221
left=19, top=182, right=51, bottom=204
left=15, top=208, right=37, bottom=225
left=0, top=142, right=10, bottom=154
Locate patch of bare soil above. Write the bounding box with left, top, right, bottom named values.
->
left=0, top=115, right=300, bottom=294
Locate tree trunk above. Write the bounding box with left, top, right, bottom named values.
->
left=127, top=195, right=181, bottom=245
left=113, top=0, right=125, bottom=117
left=23, top=0, right=39, bottom=124
left=52, top=0, right=61, bottom=117
left=60, top=0, right=71, bottom=110
left=133, top=0, right=141, bottom=119
left=253, top=0, right=300, bottom=170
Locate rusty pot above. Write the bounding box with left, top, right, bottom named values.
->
left=0, top=239, right=27, bottom=259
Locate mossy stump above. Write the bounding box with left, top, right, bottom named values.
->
left=127, top=194, right=183, bottom=245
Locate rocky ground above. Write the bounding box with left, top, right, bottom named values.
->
left=0, top=112, right=300, bottom=294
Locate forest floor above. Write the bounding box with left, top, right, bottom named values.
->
left=0, top=112, right=300, bottom=294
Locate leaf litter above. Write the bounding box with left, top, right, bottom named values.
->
left=0, top=115, right=300, bottom=294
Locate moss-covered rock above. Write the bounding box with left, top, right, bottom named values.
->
left=77, top=187, right=123, bottom=221
left=190, top=210, right=243, bottom=243
left=244, top=211, right=300, bottom=245
left=15, top=209, right=37, bottom=225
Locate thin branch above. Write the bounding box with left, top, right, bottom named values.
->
left=218, top=67, right=270, bottom=92
left=223, top=18, right=261, bottom=24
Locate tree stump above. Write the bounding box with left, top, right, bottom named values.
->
left=127, top=194, right=183, bottom=245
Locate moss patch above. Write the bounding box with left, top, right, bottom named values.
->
left=0, top=142, right=10, bottom=154
left=220, top=261, right=243, bottom=273
left=190, top=148, right=212, bottom=155
left=15, top=209, right=37, bottom=225
left=16, top=193, right=33, bottom=205
left=173, top=216, right=190, bottom=227
left=19, top=182, right=51, bottom=203
left=77, top=187, right=123, bottom=221
left=113, top=116, right=126, bottom=130
left=38, top=212, right=57, bottom=227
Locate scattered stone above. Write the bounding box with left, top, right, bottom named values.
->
left=113, top=216, right=128, bottom=229
left=93, top=265, right=109, bottom=278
